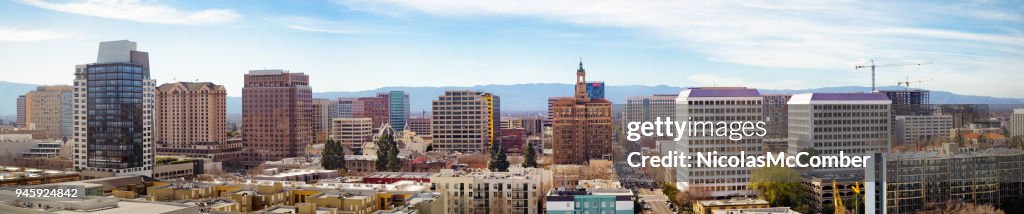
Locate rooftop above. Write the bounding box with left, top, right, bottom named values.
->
left=788, top=92, right=892, bottom=104
left=682, top=87, right=761, bottom=98
left=698, top=198, right=769, bottom=207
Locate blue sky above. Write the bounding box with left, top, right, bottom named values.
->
left=0, top=0, right=1022, bottom=98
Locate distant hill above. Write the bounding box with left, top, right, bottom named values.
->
left=0, top=81, right=1019, bottom=115
left=224, top=84, right=1024, bottom=114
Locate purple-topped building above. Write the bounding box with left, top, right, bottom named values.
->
left=672, top=87, right=764, bottom=198
left=787, top=92, right=892, bottom=172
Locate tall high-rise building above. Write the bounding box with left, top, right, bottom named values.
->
left=73, top=40, right=156, bottom=177
left=674, top=87, right=763, bottom=197
left=935, top=104, right=988, bottom=129
left=1013, top=109, right=1024, bottom=138
left=550, top=62, right=613, bottom=164
left=312, top=98, right=338, bottom=143
left=336, top=98, right=356, bottom=118
left=242, top=70, right=313, bottom=166
left=880, top=90, right=931, bottom=116
left=378, top=91, right=409, bottom=132
left=431, top=90, right=500, bottom=153
left=154, top=82, right=227, bottom=148
left=22, top=86, right=74, bottom=139
left=788, top=93, right=891, bottom=171
left=353, top=97, right=389, bottom=130
left=330, top=118, right=373, bottom=153
left=624, top=94, right=677, bottom=149
left=761, top=94, right=791, bottom=139
left=16, top=95, right=26, bottom=128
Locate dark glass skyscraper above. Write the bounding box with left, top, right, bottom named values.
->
left=73, top=40, right=155, bottom=177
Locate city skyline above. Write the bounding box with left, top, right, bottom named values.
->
left=1, top=0, right=1022, bottom=99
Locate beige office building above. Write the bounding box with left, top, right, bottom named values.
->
left=23, top=86, right=73, bottom=139
left=1013, top=109, right=1024, bottom=138
left=431, top=90, right=500, bottom=153
left=155, top=82, right=227, bottom=148
left=330, top=117, right=373, bottom=153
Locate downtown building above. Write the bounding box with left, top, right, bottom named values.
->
left=1012, top=109, right=1024, bottom=138
left=16, top=95, right=26, bottom=128
left=865, top=146, right=1024, bottom=214
left=153, top=82, right=241, bottom=166
left=408, top=117, right=431, bottom=136
left=72, top=40, right=156, bottom=177
left=379, top=91, right=410, bottom=132
left=550, top=62, right=613, bottom=164
left=431, top=90, right=500, bottom=153
left=21, top=86, right=73, bottom=139
left=787, top=93, right=892, bottom=160
left=329, top=117, right=373, bottom=154
left=353, top=96, right=389, bottom=130
left=894, top=114, right=953, bottom=145
left=154, top=82, right=227, bottom=148
left=674, top=87, right=764, bottom=198
left=312, top=98, right=340, bottom=144
left=624, top=94, right=677, bottom=150
left=880, top=90, right=931, bottom=116
left=242, top=70, right=313, bottom=167
left=430, top=168, right=550, bottom=214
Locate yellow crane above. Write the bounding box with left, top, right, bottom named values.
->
left=833, top=181, right=864, bottom=214
left=897, top=76, right=932, bottom=90
left=854, top=60, right=930, bottom=92
left=833, top=180, right=847, bottom=214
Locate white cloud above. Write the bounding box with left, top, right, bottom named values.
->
left=0, top=27, right=69, bottom=42
left=687, top=74, right=804, bottom=90
left=16, top=0, right=241, bottom=25
left=336, top=0, right=1024, bottom=97
left=336, top=0, right=1022, bottom=68
left=278, top=17, right=369, bottom=34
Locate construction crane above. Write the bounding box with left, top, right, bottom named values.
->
left=854, top=59, right=930, bottom=92
left=897, top=76, right=933, bottom=90
left=833, top=180, right=847, bottom=214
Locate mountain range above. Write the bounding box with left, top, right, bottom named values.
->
left=1, top=81, right=1022, bottom=116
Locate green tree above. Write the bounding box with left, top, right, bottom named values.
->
left=321, top=139, right=346, bottom=171
left=322, top=140, right=336, bottom=170
left=376, top=134, right=394, bottom=171
left=489, top=142, right=510, bottom=172
left=521, top=143, right=537, bottom=168
left=387, top=136, right=402, bottom=172
left=1010, top=135, right=1024, bottom=149
left=748, top=165, right=809, bottom=213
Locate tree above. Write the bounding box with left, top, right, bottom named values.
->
left=521, top=143, right=537, bottom=168
left=488, top=142, right=510, bottom=172
left=321, top=139, right=346, bottom=171
left=1010, top=135, right=1024, bottom=149
left=387, top=136, right=402, bottom=172
left=376, top=134, right=394, bottom=171
left=748, top=165, right=809, bottom=213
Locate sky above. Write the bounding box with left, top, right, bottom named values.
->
left=0, top=0, right=1022, bottom=98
